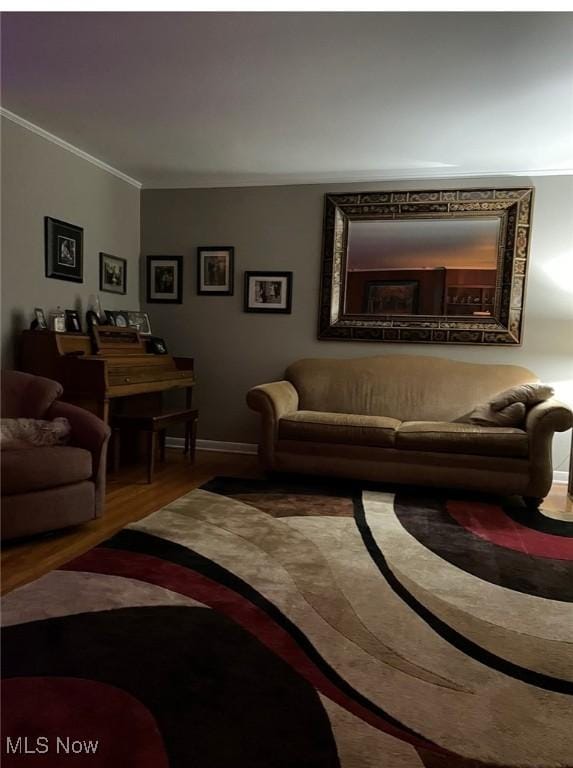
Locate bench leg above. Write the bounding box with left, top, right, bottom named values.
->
left=147, top=430, right=156, bottom=484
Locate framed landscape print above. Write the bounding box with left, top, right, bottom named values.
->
left=44, top=217, right=83, bottom=283
left=363, top=280, right=419, bottom=315
left=197, top=246, right=234, bottom=295
left=147, top=255, right=183, bottom=304
left=100, top=253, right=127, bottom=294
left=244, top=271, right=293, bottom=314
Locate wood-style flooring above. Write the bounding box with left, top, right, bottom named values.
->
left=1, top=450, right=571, bottom=596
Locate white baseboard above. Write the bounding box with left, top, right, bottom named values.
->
left=166, top=437, right=258, bottom=455
left=166, top=437, right=569, bottom=484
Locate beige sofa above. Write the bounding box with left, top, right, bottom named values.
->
left=247, top=356, right=572, bottom=503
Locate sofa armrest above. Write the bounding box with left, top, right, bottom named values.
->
left=47, top=401, right=111, bottom=517
left=246, top=381, right=299, bottom=468
left=525, top=398, right=572, bottom=497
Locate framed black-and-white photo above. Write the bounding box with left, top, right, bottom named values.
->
left=244, top=271, right=293, bottom=314
left=65, top=309, right=82, bottom=333
left=147, top=255, right=183, bottom=304
left=197, top=246, right=234, bottom=295
left=127, top=311, right=152, bottom=336
left=45, top=217, right=83, bottom=283
left=105, top=310, right=130, bottom=328
left=100, top=253, right=127, bottom=295
left=33, top=308, right=47, bottom=329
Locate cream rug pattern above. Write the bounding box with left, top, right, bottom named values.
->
left=2, top=476, right=572, bottom=768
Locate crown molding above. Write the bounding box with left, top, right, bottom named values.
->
left=143, top=167, right=573, bottom=190
left=1, top=108, right=142, bottom=189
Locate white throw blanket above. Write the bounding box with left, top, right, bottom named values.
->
left=0, top=417, right=71, bottom=450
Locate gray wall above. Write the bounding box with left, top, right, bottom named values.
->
left=142, top=175, right=573, bottom=471
left=1, top=117, right=141, bottom=367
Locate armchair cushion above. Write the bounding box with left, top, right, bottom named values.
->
left=2, top=446, right=92, bottom=495
left=279, top=411, right=400, bottom=447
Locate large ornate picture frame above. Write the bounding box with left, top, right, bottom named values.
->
left=318, top=187, right=534, bottom=345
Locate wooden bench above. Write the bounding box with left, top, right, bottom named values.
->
left=112, top=408, right=198, bottom=483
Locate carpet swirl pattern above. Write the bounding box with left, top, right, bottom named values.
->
left=2, top=477, right=572, bottom=768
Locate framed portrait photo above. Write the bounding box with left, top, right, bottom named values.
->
left=147, top=255, right=183, bottom=304
left=100, top=253, right=127, bottom=295
left=244, top=271, right=293, bottom=314
left=33, top=308, right=47, bottom=330
left=197, top=246, right=234, bottom=295
left=45, top=217, right=83, bottom=283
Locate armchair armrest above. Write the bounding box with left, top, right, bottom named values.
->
left=525, top=398, right=572, bottom=497
left=246, top=381, right=299, bottom=468
left=47, top=401, right=111, bottom=516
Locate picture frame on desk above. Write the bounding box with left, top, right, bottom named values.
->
left=147, top=255, right=183, bottom=304
left=45, top=217, right=84, bottom=283
left=65, top=309, right=82, bottom=333
left=197, top=246, right=234, bottom=296
left=31, top=308, right=48, bottom=330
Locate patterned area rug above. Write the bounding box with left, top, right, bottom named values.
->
left=2, top=477, right=572, bottom=768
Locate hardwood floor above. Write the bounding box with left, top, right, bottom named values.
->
left=1, top=450, right=570, bottom=596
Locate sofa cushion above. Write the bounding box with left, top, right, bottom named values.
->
left=1, top=446, right=93, bottom=495
left=279, top=411, right=401, bottom=447
left=396, top=421, right=528, bottom=458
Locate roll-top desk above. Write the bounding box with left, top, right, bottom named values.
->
left=20, top=328, right=195, bottom=424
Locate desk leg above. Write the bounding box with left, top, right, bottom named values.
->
left=147, top=431, right=156, bottom=484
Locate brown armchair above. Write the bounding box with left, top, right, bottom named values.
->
left=1, top=370, right=110, bottom=541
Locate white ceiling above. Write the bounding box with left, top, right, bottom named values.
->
left=2, top=12, right=572, bottom=188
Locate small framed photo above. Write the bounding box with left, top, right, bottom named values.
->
left=244, top=271, right=293, bottom=314
left=105, top=310, right=130, bottom=328
left=197, top=246, right=234, bottom=295
left=127, top=311, right=152, bottom=336
left=34, top=308, right=47, bottom=329
left=100, top=253, right=127, bottom=295
left=65, top=310, right=82, bottom=333
left=147, top=255, right=183, bottom=304
left=45, top=217, right=83, bottom=283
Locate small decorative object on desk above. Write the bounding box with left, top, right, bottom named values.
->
left=65, top=309, right=82, bottom=333
left=45, top=217, right=83, bottom=283
left=146, top=336, right=168, bottom=354
left=49, top=306, right=66, bottom=333
left=100, top=253, right=127, bottom=295
left=197, top=246, right=234, bottom=296
left=244, top=271, right=293, bottom=314
left=31, top=308, right=47, bottom=330
left=127, top=311, right=152, bottom=335
left=147, top=255, right=183, bottom=304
